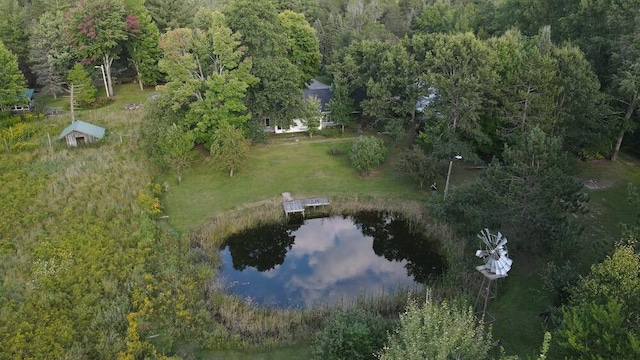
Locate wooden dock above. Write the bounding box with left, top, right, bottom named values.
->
left=282, top=192, right=330, bottom=217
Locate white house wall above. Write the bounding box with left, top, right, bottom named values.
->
left=269, top=116, right=336, bottom=134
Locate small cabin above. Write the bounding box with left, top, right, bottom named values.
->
left=58, top=120, right=105, bottom=147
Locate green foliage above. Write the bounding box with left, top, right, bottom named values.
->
left=302, top=95, right=322, bottom=138
left=278, top=10, right=321, bottom=85
left=418, top=31, right=495, bottom=146
left=66, top=63, right=98, bottom=108
left=326, top=74, right=355, bottom=128
left=413, top=1, right=479, bottom=34
left=0, top=0, right=30, bottom=77
left=555, top=300, right=640, bottom=359
left=330, top=40, right=420, bottom=133
left=442, top=127, right=587, bottom=253
left=224, top=0, right=309, bottom=127
left=247, top=55, right=304, bottom=127
left=30, top=10, right=74, bottom=99
left=378, top=299, right=493, bottom=360
left=553, top=244, right=640, bottom=359
left=144, top=0, right=198, bottom=32
left=313, top=309, right=390, bottom=360
left=209, top=124, right=251, bottom=177
left=0, top=41, right=26, bottom=110
left=157, top=9, right=256, bottom=143
left=393, top=147, right=439, bottom=189
left=349, top=136, right=387, bottom=175
left=158, top=124, right=197, bottom=184
left=124, top=0, right=163, bottom=88
left=65, top=0, right=130, bottom=96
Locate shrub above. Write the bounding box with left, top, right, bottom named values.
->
left=378, top=299, right=493, bottom=360
left=349, top=136, right=387, bottom=175
left=313, top=309, right=390, bottom=360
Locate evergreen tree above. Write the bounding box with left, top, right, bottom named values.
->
left=30, top=10, right=74, bottom=99
left=144, top=0, right=198, bottom=32
left=66, top=63, right=97, bottom=108
left=0, top=0, right=31, bottom=83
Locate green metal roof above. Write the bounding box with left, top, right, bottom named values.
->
left=58, top=120, right=105, bottom=140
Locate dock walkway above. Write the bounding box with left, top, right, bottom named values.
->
left=282, top=192, right=330, bottom=217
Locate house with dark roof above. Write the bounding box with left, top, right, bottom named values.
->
left=58, top=120, right=105, bottom=147
left=265, top=79, right=336, bottom=134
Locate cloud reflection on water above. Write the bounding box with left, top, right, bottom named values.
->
left=220, top=214, right=441, bottom=308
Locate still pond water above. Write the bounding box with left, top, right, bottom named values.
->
left=219, top=212, right=446, bottom=308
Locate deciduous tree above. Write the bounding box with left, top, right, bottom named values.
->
left=65, top=0, right=131, bottom=97
left=158, top=9, right=256, bottom=143
left=302, top=95, right=322, bottom=138
left=416, top=32, right=495, bottom=146
left=158, top=124, right=197, bottom=184
left=553, top=244, right=640, bottom=359
left=278, top=10, right=321, bottom=85
left=0, top=41, right=27, bottom=111
left=209, top=124, right=250, bottom=177
left=124, top=0, right=162, bottom=89
left=378, top=299, right=493, bottom=360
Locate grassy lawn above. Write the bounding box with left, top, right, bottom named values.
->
left=490, top=257, right=551, bottom=358
left=161, top=138, right=434, bottom=231
left=573, top=154, right=640, bottom=265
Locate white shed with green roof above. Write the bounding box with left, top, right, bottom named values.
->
left=58, top=120, right=105, bottom=147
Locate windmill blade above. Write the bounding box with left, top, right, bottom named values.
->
left=497, top=232, right=508, bottom=246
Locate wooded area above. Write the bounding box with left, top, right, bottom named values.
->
left=1, top=0, right=640, bottom=358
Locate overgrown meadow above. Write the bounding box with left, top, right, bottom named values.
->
left=0, top=90, right=229, bottom=358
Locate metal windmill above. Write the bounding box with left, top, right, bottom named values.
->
left=474, top=228, right=513, bottom=322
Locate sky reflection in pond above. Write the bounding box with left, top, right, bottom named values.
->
left=220, top=212, right=446, bottom=308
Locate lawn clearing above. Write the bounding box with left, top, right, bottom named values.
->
left=573, top=154, right=640, bottom=265
left=161, top=138, right=429, bottom=231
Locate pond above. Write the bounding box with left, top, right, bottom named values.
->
left=219, top=211, right=446, bottom=308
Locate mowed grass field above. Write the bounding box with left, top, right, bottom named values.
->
left=161, top=137, right=445, bottom=231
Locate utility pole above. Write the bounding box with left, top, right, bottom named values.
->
left=444, top=155, right=463, bottom=200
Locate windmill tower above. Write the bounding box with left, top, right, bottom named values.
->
left=474, top=228, right=513, bottom=323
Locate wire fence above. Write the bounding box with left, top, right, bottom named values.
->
left=1, top=127, right=137, bottom=154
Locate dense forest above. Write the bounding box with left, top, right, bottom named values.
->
left=1, top=0, right=640, bottom=359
